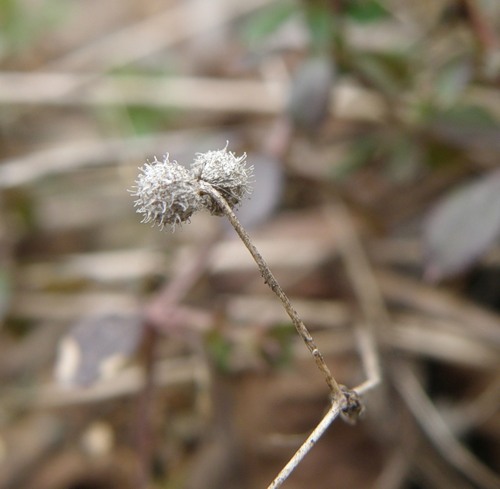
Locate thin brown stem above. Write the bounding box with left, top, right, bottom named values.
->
left=323, top=202, right=383, bottom=395
left=136, top=235, right=219, bottom=487
left=462, top=0, right=498, bottom=53
left=199, top=182, right=345, bottom=402
left=135, top=321, right=158, bottom=489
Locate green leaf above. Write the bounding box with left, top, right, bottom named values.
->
left=425, top=105, right=500, bottom=154
left=423, top=138, right=462, bottom=169
left=0, top=268, right=10, bottom=322
left=126, top=106, right=167, bottom=135
left=385, top=135, right=423, bottom=182
left=261, top=323, right=294, bottom=367
left=352, top=51, right=412, bottom=93
left=331, top=134, right=378, bottom=179
left=434, top=58, right=472, bottom=107
left=302, top=1, right=335, bottom=51
left=346, top=0, right=389, bottom=23
left=241, top=1, right=297, bottom=46
left=206, top=330, right=233, bottom=373
left=430, top=105, right=498, bottom=129
left=0, top=0, right=68, bottom=53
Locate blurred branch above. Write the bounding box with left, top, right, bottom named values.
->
left=462, top=0, right=498, bottom=53
left=0, top=72, right=388, bottom=120
left=415, top=448, right=478, bottom=489
left=388, top=315, right=500, bottom=369
left=0, top=73, right=282, bottom=113
left=47, top=0, right=277, bottom=71
left=373, top=437, right=415, bottom=489
left=0, top=129, right=216, bottom=188
left=137, top=235, right=219, bottom=487
left=33, top=356, right=204, bottom=408
left=377, top=270, right=500, bottom=347
left=394, top=362, right=500, bottom=489
left=446, top=373, right=500, bottom=435
left=324, top=202, right=384, bottom=395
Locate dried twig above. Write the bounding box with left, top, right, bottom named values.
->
left=377, top=270, right=500, bottom=347
left=394, top=362, right=500, bottom=489
left=446, top=373, right=500, bottom=435
left=324, top=202, right=383, bottom=395
left=48, top=0, right=276, bottom=71
left=266, top=402, right=344, bottom=489
left=198, top=185, right=379, bottom=488
left=199, top=182, right=345, bottom=402
left=0, top=72, right=282, bottom=113
left=0, top=72, right=389, bottom=121
left=0, top=129, right=211, bottom=189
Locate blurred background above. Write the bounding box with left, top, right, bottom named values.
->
left=0, top=0, right=500, bottom=488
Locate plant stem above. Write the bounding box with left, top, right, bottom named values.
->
left=267, top=402, right=343, bottom=489
left=199, top=182, right=345, bottom=403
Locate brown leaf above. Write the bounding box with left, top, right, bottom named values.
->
left=54, top=313, right=142, bottom=387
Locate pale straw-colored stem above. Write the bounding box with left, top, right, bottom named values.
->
left=267, top=402, right=343, bottom=489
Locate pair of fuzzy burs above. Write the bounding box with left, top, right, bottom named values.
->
left=131, top=145, right=253, bottom=230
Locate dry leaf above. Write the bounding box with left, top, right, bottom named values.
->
left=55, top=313, right=142, bottom=387
left=423, top=169, right=500, bottom=281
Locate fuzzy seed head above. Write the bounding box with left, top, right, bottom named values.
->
left=131, top=155, right=201, bottom=230
left=192, top=145, right=253, bottom=215
left=131, top=145, right=253, bottom=231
